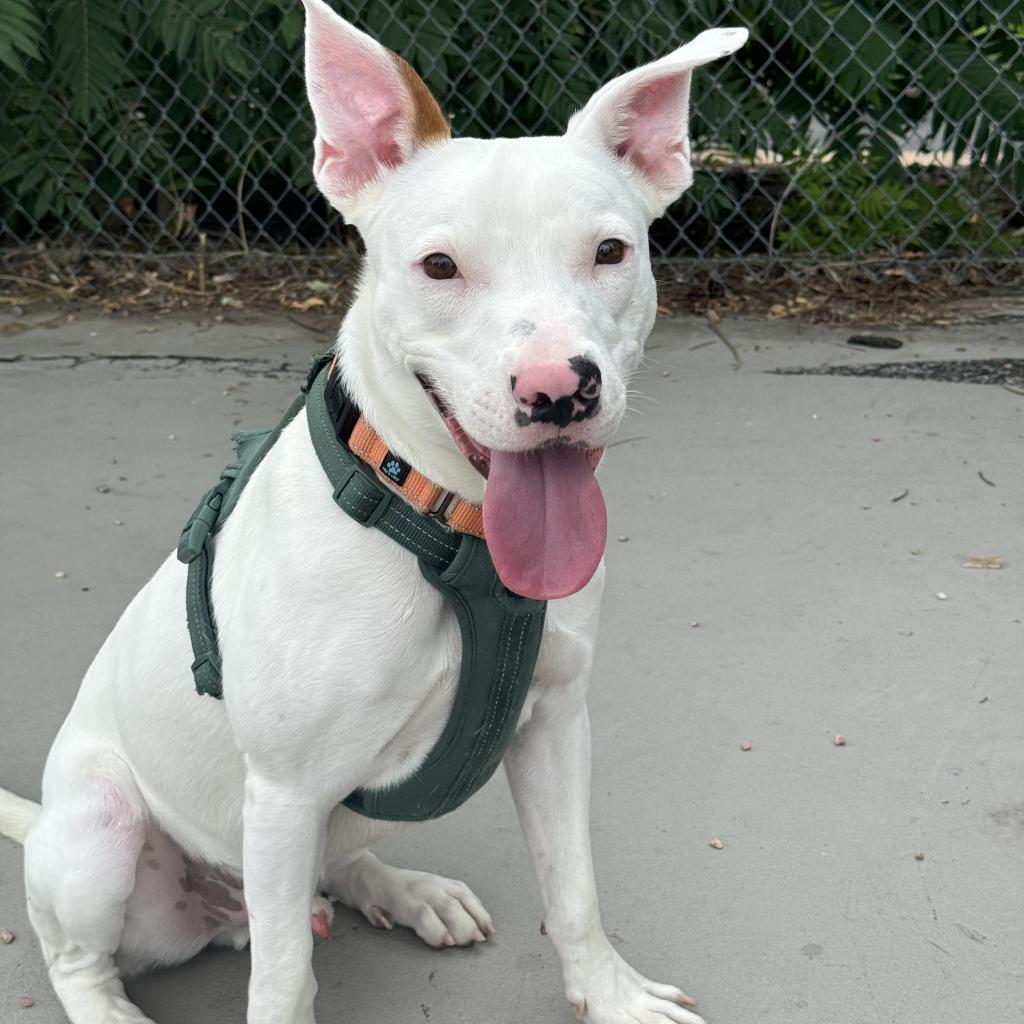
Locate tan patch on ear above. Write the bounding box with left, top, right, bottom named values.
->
left=389, top=51, right=450, bottom=144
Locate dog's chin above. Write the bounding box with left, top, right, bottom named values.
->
left=417, top=375, right=608, bottom=601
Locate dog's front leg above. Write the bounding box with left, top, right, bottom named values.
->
left=505, top=688, right=706, bottom=1024
left=243, top=770, right=331, bottom=1024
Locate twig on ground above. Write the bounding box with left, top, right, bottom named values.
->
left=978, top=471, right=996, bottom=487
left=286, top=314, right=332, bottom=335
left=0, top=273, right=74, bottom=298
left=197, top=233, right=208, bottom=294
left=705, top=311, right=741, bottom=370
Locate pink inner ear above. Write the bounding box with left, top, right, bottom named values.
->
left=307, top=19, right=410, bottom=198
left=612, top=74, right=690, bottom=196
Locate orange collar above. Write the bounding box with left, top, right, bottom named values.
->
left=328, top=361, right=485, bottom=539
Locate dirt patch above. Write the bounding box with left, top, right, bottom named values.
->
left=1, top=247, right=1021, bottom=328
left=771, top=359, right=1024, bottom=387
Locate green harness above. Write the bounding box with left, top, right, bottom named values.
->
left=177, top=354, right=547, bottom=822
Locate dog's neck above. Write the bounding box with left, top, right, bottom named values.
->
left=332, top=294, right=486, bottom=506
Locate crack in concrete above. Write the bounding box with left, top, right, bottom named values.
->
left=0, top=352, right=300, bottom=377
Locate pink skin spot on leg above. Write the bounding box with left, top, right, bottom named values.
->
left=312, top=911, right=331, bottom=941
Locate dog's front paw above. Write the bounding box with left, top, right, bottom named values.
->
left=565, top=948, right=706, bottom=1024
left=356, top=867, right=494, bottom=949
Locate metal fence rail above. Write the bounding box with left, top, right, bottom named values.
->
left=0, top=0, right=1021, bottom=280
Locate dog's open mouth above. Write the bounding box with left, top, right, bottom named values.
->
left=418, top=375, right=607, bottom=601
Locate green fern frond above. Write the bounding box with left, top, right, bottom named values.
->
left=0, top=0, right=42, bottom=75
left=54, top=0, right=129, bottom=119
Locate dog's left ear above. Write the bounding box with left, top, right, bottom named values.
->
left=302, top=0, right=449, bottom=221
left=566, top=28, right=748, bottom=219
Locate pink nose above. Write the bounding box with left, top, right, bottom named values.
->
left=511, top=358, right=602, bottom=429
left=512, top=363, right=582, bottom=409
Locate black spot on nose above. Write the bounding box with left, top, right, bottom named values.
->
left=569, top=356, right=601, bottom=397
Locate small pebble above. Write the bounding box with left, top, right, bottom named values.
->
left=689, top=620, right=700, bottom=628
left=740, top=740, right=752, bottom=751
left=54, top=571, right=67, bottom=579
left=834, top=734, right=846, bottom=746
left=709, top=838, right=724, bottom=850
left=20, top=996, right=33, bottom=1008
left=95, top=483, right=110, bottom=493
left=661, top=370, right=671, bottom=377
left=0, top=929, right=14, bottom=944
left=114, top=519, right=124, bottom=527
left=936, top=592, right=948, bottom=601
left=914, top=852, right=925, bottom=861
left=167, top=434, right=176, bottom=441
left=617, top=535, right=628, bottom=543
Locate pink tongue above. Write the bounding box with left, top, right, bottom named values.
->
left=484, top=446, right=607, bottom=600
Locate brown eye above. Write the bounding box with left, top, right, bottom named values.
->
left=423, top=252, right=458, bottom=279
left=596, top=238, right=626, bottom=265
left=595, top=238, right=626, bottom=265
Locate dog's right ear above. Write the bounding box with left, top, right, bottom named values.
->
left=302, top=0, right=449, bottom=220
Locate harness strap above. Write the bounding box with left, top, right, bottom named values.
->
left=177, top=368, right=320, bottom=699
left=177, top=353, right=548, bottom=822
left=304, top=365, right=546, bottom=820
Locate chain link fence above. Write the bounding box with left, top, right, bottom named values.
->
left=0, top=0, right=1021, bottom=284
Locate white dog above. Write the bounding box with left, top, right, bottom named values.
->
left=0, top=3, right=746, bottom=1021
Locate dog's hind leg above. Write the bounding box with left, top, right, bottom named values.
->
left=324, top=847, right=494, bottom=949
left=24, top=759, right=160, bottom=1024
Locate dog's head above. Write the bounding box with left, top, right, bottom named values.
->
left=302, top=0, right=746, bottom=599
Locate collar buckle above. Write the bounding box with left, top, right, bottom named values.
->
left=425, top=489, right=457, bottom=526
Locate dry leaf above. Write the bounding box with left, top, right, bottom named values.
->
left=289, top=297, right=326, bottom=312
left=962, top=556, right=1002, bottom=570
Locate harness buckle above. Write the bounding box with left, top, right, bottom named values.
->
left=177, top=480, right=229, bottom=563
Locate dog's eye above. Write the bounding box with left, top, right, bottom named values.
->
left=595, top=239, right=626, bottom=265
left=423, top=253, right=458, bottom=280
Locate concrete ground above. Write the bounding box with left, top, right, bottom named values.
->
left=1, top=309, right=1022, bottom=1024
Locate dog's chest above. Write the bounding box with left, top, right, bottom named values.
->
left=213, top=422, right=598, bottom=795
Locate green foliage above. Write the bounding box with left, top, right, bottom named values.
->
left=0, top=0, right=42, bottom=74
left=0, top=0, right=1020, bottom=256
left=777, top=161, right=1023, bottom=256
